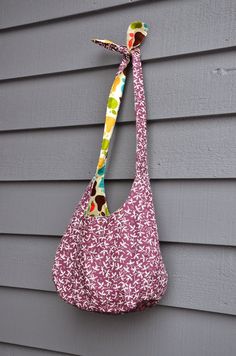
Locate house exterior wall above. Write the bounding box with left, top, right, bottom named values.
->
left=0, top=1, right=236, bottom=355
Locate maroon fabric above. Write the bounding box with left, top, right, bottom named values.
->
left=52, top=32, right=168, bottom=315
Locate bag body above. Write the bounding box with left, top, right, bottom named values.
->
left=52, top=21, right=168, bottom=314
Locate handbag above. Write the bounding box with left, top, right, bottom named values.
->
left=52, top=21, right=168, bottom=314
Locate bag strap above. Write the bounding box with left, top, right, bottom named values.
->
left=85, top=21, right=149, bottom=216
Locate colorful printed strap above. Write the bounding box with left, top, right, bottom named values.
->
left=85, top=21, right=149, bottom=217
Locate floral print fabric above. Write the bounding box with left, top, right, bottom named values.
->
left=52, top=21, right=169, bottom=314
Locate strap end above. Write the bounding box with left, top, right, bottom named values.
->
left=127, top=21, right=149, bottom=51
left=91, top=38, right=113, bottom=44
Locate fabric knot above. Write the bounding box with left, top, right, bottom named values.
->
left=91, top=20, right=149, bottom=61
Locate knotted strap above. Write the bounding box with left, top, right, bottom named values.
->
left=85, top=21, right=149, bottom=217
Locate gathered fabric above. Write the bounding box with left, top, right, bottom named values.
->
left=52, top=21, right=169, bottom=314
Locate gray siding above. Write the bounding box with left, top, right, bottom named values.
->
left=0, top=1, right=235, bottom=356
left=0, top=342, right=73, bottom=356
left=1, top=50, right=236, bottom=131
left=0, top=0, right=143, bottom=29
left=1, top=235, right=236, bottom=315
left=1, top=287, right=236, bottom=356
left=1, top=0, right=236, bottom=79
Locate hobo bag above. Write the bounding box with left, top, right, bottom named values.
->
left=52, top=21, right=168, bottom=314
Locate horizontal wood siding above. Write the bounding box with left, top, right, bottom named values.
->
left=0, top=287, right=236, bottom=356
left=0, top=117, right=236, bottom=180
left=0, top=343, right=74, bottom=356
left=0, top=0, right=143, bottom=29
left=1, top=50, right=236, bottom=131
left=1, top=0, right=235, bottom=355
left=0, top=235, right=236, bottom=315
left=0, top=0, right=236, bottom=79
left=0, top=180, right=235, bottom=246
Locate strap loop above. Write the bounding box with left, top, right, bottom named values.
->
left=85, top=22, right=149, bottom=216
